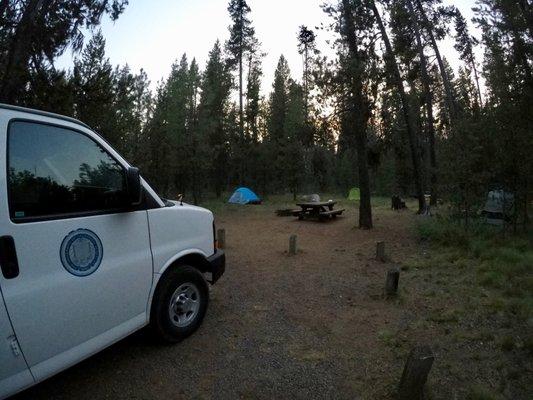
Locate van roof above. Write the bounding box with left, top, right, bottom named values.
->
left=0, top=103, right=91, bottom=129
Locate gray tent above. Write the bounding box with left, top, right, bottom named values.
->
left=301, top=194, right=320, bottom=203
left=483, top=190, right=514, bottom=225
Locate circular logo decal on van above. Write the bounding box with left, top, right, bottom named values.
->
left=60, top=229, right=103, bottom=277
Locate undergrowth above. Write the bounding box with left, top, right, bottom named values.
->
left=415, top=216, right=533, bottom=321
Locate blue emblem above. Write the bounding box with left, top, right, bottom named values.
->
left=60, top=229, right=103, bottom=277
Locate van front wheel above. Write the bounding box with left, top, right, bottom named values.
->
left=150, top=265, right=209, bottom=343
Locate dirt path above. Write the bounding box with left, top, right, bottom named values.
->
left=13, top=202, right=531, bottom=399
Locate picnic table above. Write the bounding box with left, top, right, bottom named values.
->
left=292, top=200, right=345, bottom=221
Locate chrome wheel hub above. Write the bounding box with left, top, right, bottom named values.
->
left=169, top=283, right=200, bottom=328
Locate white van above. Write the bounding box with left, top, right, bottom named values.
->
left=0, top=104, right=225, bottom=399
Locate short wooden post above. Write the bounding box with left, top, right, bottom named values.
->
left=217, top=228, right=226, bottom=249
left=289, top=235, right=297, bottom=256
left=376, top=241, right=386, bottom=262
left=385, top=268, right=400, bottom=298
left=398, top=346, right=434, bottom=400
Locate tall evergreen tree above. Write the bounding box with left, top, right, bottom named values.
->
left=267, top=56, right=291, bottom=143
left=71, top=32, right=116, bottom=142
left=413, top=0, right=458, bottom=119
left=122, top=68, right=152, bottom=168
left=285, top=81, right=306, bottom=199
left=297, top=26, right=317, bottom=128
left=185, top=58, right=202, bottom=204
left=167, top=55, right=192, bottom=192
left=198, top=41, right=233, bottom=199
left=143, top=55, right=192, bottom=195
left=371, top=0, right=427, bottom=212
left=267, top=55, right=292, bottom=192
left=144, top=81, right=173, bottom=194
left=473, top=0, right=533, bottom=228
left=112, top=65, right=152, bottom=159
left=453, top=9, right=483, bottom=107
left=404, top=0, right=438, bottom=206
left=245, top=55, right=262, bottom=143
left=337, top=0, right=374, bottom=229
left=226, top=0, right=257, bottom=140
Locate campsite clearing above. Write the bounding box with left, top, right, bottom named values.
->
left=14, top=196, right=532, bottom=400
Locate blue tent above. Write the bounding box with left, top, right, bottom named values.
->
left=228, top=187, right=261, bottom=205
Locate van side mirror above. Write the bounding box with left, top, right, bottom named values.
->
left=126, top=167, right=142, bottom=206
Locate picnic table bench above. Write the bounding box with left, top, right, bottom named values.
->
left=293, top=201, right=345, bottom=221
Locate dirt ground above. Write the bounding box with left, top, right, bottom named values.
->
left=13, top=199, right=532, bottom=399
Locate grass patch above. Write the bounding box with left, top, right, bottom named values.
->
left=454, top=329, right=495, bottom=342
left=415, top=216, right=533, bottom=321
left=428, top=308, right=462, bottom=324
left=377, top=329, right=402, bottom=348
left=524, top=335, right=533, bottom=356
left=466, top=385, right=503, bottom=400
left=198, top=194, right=401, bottom=223
left=499, top=335, right=515, bottom=352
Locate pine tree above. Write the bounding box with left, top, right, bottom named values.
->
left=167, top=55, right=192, bottom=192
left=226, top=0, right=257, bottom=140
left=403, top=0, right=438, bottom=205
left=245, top=56, right=262, bottom=143
left=186, top=58, right=202, bottom=204
left=267, top=55, right=291, bottom=191
left=198, top=41, right=233, bottom=199
left=337, top=0, right=374, bottom=229
left=113, top=65, right=152, bottom=159
left=371, top=0, right=427, bottom=212
left=285, top=81, right=306, bottom=199
left=125, top=68, right=152, bottom=169
left=22, top=64, right=74, bottom=115
left=473, top=0, right=533, bottom=229
left=453, top=9, right=483, bottom=107
left=413, top=0, right=458, bottom=119
left=144, top=81, right=173, bottom=194
left=267, top=56, right=291, bottom=143
left=71, top=32, right=116, bottom=142
left=297, top=26, right=317, bottom=129
left=0, top=0, right=128, bottom=103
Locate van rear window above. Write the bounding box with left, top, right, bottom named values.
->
left=7, top=121, right=127, bottom=221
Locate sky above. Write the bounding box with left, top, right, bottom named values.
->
left=57, top=0, right=482, bottom=94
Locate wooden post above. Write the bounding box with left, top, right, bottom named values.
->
left=289, top=235, right=297, bottom=256
left=376, top=241, right=386, bottom=262
left=398, top=346, right=434, bottom=400
left=385, top=268, right=400, bottom=298
left=217, top=228, right=226, bottom=249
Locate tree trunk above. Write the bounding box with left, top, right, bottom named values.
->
left=341, top=0, right=372, bottom=229
left=303, top=45, right=309, bottom=123
left=370, top=1, right=426, bottom=213
left=471, top=56, right=483, bottom=108
left=405, top=0, right=438, bottom=206
left=238, top=7, right=247, bottom=185
left=239, top=50, right=244, bottom=138
left=414, top=0, right=458, bottom=120
left=238, top=6, right=244, bottom=140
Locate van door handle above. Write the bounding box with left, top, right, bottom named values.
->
left=0, top=236, right=19, bottom=279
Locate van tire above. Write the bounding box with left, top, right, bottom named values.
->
left=150, top=265, right=209, bottom=343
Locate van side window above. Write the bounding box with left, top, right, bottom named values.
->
left=7, top=121, right=126, bottom=221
